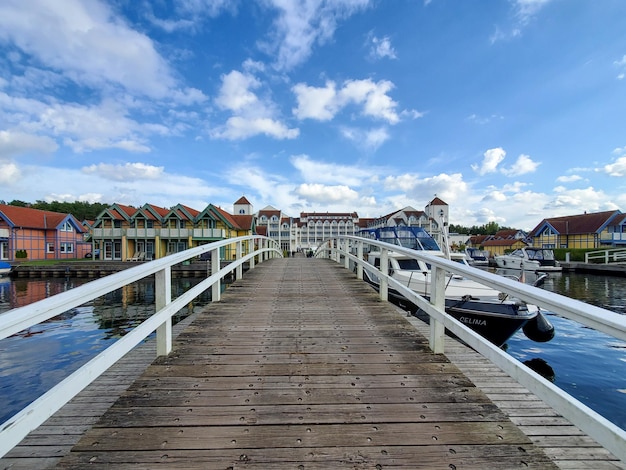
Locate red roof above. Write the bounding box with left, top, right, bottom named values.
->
left=0, top=204, right=83, bottom=232
left=235, top=196, right=252, bottom=205
left=530, top=210, right=620, bottom=236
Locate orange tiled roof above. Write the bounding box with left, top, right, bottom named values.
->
left=0, top=204, right=83, bottom=232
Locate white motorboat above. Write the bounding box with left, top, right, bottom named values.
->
left=465, top=247, right=489, bottom=266
left=358, top=227, right=554, bottom=346
left=494, top=247, right=562, bottom=272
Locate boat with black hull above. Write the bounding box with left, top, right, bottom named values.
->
left=358, top=227, right=554, bottom=346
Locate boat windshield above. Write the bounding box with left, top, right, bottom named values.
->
left=527, top=249, right=555, bottom=261
left=358, top=227, right=441, bottom=252
left=397, top=259, right=422, bottom=270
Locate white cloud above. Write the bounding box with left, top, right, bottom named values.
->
left=0, top=162, right=20, bottom=184
left=515, top=0, right=551, bottom=24
left=82, top=162, right=164, bottom=181
left=602, top=156, right=626, bottom=177
left=501, top=154, right=540, bottom=176
left=212, top=69, right=299, bottom=140
left=211, top=116, right=299, bottom=140
left=292, top=81, right=340, bottom=121
left=293, top=78, right=414, bottom=124
left=294, top=183, right=359, bottom=203
left=290, top=154, right=375, bottom=186
left=556, top=174, right=583, bottom=183
left=0, top=0, right=202, bottom=101
left=385, top=172, right=467, bottom=204
left=215, top=71, right=262, bottom=112
left=261, top=0, right=372, bottom=71
left=0, top=130, right=58, bottom=158
left=340, top=126, right=390, bottom=151
left=472, top=147, right=506, bottom=175
left=369, top=35, right=397, bottom=60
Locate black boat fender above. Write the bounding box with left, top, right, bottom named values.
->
left=523, top=311, right=555, bottom=342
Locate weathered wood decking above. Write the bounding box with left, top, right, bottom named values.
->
left=2, top=256, right=623, bottom=469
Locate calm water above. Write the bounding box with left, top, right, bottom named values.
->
left=0, top=271, right=625, bottom=430
left=0, top=276, right=213, bottom=425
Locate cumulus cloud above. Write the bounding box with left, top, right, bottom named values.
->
left=472, top=148, right=539, bottom=177
left=472, top=147, right=506, bottom=175
left=501, top=154, right=540, bottom=176
left=602, top=156, right=626, bottom=177
left=211, top=69, right=299, bottom=140
left=293, top=78, right=419, bottom=124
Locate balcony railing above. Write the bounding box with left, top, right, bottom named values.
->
left=91, top=228, right=226, bottom=239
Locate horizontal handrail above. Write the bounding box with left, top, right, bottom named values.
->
left=317, top=235, right=626, bottom=463
left=0, top=235, right=281, bottom=458
left=585, top=247, right=626, bottom=264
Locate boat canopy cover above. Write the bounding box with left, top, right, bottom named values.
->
left=358, top=227, right=441, bottom=251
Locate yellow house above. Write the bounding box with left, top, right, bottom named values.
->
left=528, top=210, right=623, bottom=249
left=482, top=238, right=526, bottom=257
left=88, top=199, right=255, bottom=261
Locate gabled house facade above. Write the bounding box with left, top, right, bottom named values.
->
left=0, top=205, right=87, bottom=261
left=482, top=238, right=527, bottom=257
left=88, top=199, right=253, bottom=261
left=528, top=210, right=623, bottom=249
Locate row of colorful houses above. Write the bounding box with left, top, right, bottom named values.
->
left=468, top=210, right=626, bottom=257
left=2, top=197, right=626, bottom=263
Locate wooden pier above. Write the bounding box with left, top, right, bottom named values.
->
left=1, top=257, right=623, bottom=469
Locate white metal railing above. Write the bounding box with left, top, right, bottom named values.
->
left=585, top=247, right=626, bottom=264
left=317, top=235, right=626, bottom=463
left=0, top=235, right=281, bottom=458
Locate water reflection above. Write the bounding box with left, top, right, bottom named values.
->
left=0, top=276, right=214, bottom=425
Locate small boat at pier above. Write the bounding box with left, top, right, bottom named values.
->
left=465, top=247, right=489, bottom=266
left=495, top=247, right=562, bottom=272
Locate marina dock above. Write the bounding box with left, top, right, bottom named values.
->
left=1, top=256, right=623, bottom=469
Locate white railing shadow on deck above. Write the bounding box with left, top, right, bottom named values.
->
left=317, top=235, right=626, bottom=463
left=0, top=235, right=281, bottom=458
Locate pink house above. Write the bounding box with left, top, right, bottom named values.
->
left=0, top=205, right=88, bottom=262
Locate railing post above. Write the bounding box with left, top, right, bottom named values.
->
left=429, top=265, right=446, bottom=354
left=335, top=239, right=341, bottom=263
left=236, top=240, right=243, bottom=280
left=211, top=247, right=221, bottom=302
left=380, top=248, right=388, bottom=302
left=249, top=239, right=256, bottom=270
left=344, top=239, right=350, bottom=270
left=155, top=266, right=172, bottom=357
left=356, top=241, right=363, bottom=280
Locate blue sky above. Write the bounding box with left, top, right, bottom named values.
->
left=1, top=0, right=625, bottom=230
